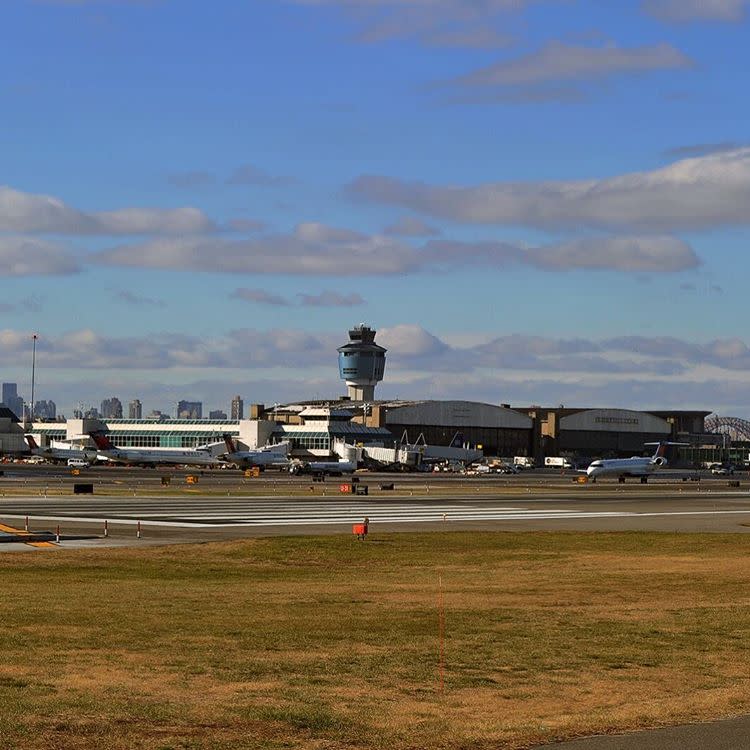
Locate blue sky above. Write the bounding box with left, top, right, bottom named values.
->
left=2, top=0, right=750, bottom=416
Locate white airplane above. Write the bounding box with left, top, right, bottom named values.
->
left=585, top=442, right=685, bottom=483
left=220, top=434, right=290, bottom=469
left=89, top=431, right=220, bottom=467
left=289, top=459, right=357, bottom=476
left=25, top=435, right=97, bottom=464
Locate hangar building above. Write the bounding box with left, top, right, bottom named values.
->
left=369, top=400, right=532, bottom=457
left=518, top=406, right=711, bottom=463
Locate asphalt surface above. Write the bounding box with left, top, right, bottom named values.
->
left=0, top=465, right=748, bottom=539
left=534, top=715, right=750, bottom=749
left=1, top=465, right=749, bottom=546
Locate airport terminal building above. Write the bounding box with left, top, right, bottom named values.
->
left=15, top=324, right=718, bottom=465
left=24, top=402, right=714, bottom=467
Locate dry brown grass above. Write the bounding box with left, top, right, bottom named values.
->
left=1, top=531, right=750, bottom=749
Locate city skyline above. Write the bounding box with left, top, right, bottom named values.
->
left=0, top=378, right=244, bottom=422
left=1, top=1, right=750, bottom=415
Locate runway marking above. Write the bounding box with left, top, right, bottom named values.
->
left=4, top=505, right=750, bottom=528
left=0, top=521, right=57, bottom=547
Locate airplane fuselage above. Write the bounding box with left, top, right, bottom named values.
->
left=97, top=448, right=219, bottom=467
left=586, top=456, right=662, bottom=481
left=290, top=460, right=356, bottom=476
left=224, top=446, right=290, bottom=469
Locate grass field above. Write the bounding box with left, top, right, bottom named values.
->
left=2, top=531, right=750, bottom=749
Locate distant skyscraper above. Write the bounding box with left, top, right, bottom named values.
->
left=100, top=397, right=123, bottom=419
left=2, top=383, right=16, bottom=405
left=1, top=383, right=24, bottom=420
left=129, top=399, right=142, bottom=420
left=209, top=409, right=228, bottom=420
left=35, top=400, right=56, bottom=420
left=177, top=400, right=202, bottom=419
left=231, top=395, right=244, bottom=420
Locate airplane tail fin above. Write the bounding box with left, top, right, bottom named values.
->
left=89, top=431, right=114, bottom=451
left=645, top=441, right=689, bottom=466
left=269, top=441, right=289, bottom=455
left=222, top=433, right=237, bottom=454
left=25, top=434, right=38, bottom=450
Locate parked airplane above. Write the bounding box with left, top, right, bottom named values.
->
left=289, top=458, right=356, bottom=476
left=89, top=431, right=220, bottom=467
left=25, top=435, right=96, bottom=464
left=220, top=434, right=290, bottom=469
left=585, top=442, right=685, bottom=483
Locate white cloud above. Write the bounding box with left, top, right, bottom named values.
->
left=226, top=164, right=296, bottom=187
left=94, top=230, right=420, bottom=276
left=450, top=41, right=691, bottom=88
left=0, top=237, right=80, bottom=276
left=113, top=290, right=165, bottom=307
left=94, top=226, right=700, bottom=275
left=378, top=324, right=449, bottom=357
left=297, top=291, right=366, bottom=307
left=287, top=0, right=536, bottom=48
left=3, top=324, right=750, bottom=415
left=0, top=185, right=215, bottom=235
left=0, top=327, right=338, bottom=371
left=348, top=148, right=750, bottom=231
left=383, top=216, right=441, bottom=237
left=294, top=222, right=366, bottom=243
left=230, top=288, right=291, bottom=306
left=227, top=218, right=268, bottom=233
left=424, top=236, right=700, bottom=272
left=643, top=0, right=747, bottom=22
left=0, top=296, right=43, bottom=314
left=93, top=207, right=215, bottom=235
left=231, top=287, right=365, bottom=307
left=526, top=236, right=700, bottom=272
left=663, top=142, right=744, bottom=159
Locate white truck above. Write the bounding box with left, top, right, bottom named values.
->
left=513, top=456, right=535, bottom=469
left=544, top=456, right=573, bottom=469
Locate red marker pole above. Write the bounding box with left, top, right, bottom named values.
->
left=24, top=516, right=28, bottom=532
left=104, top=519, right=108, bottom=538
left=55, top=524, right=60, bottom=544
left=438, top=573, right=445, bottom=695
left=136, top=521, right=141, bottom=539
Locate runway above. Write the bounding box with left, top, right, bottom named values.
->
left=3, top=480, right=750, bottom=545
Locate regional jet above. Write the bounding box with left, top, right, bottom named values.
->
left=585, top=442, right=685, bottom=483
left=25, top=435, right=97, bottom=464
left=289, top=458, right=357, bottom=476
left=89, top=431, right=220, bottom=467
left=220, top=434, right=290, bottom=469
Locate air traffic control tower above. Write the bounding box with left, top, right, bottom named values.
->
left=337, top=324, right=387, bottom=401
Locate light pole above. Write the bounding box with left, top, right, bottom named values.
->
left=28, top=333, right=38, bottom=429
left=724, top=430, right=731, bottom=465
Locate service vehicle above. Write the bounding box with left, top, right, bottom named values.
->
left=545, top=456, right=573, bottom=469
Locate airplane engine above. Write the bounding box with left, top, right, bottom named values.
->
left=653, top=456, right=667, bottom=467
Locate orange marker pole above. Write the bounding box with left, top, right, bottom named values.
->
left=438, top=573, right=445, bottom=695
left=55, top=524, right=60, bottom=543
left=137, top=520, right=141, bottom=539
left=104, top=519, right=108, bottom=538
left=24, top=515, right=28, bottom=532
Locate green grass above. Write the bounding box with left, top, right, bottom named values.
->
left=2, top=531, right=750, bottom=749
